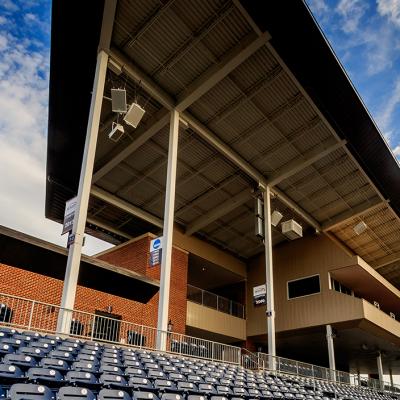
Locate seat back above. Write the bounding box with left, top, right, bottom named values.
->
left=58, top=386, right=96, bottom=400
left=8, top=383, right=53, bottom=399
left=98, top=389, right=132, bottom=400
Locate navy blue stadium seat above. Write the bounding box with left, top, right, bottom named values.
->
left=128, top=376, right=154, bottom=391
left=1, top=337, right=23, bottom=348
left=125, top=367, right=146, bottom=378
left=40, top=358, right=69, bottom=372
left=49, top=350, right=74, bottom=362
left=98, top=389, right=132, bottom=400
left=57, top=386, right=96, bottom=400
left=66, top=371, right=100, bottom=388
left=8, top=383, right=53, bottom=399
left=27, top=367, right=64, bottom=387
left=0, top=343, right=12, bottom=356
left=160, top=394, right=183, bottom=400
left=18, top=346, right=46, bottom=359
left=99, top=364, right=124, bottom=375
left=0, top=363, right=25, bottom=384
left=72, top=361, right=99, bottom=373
left=3, top=353, right=37, bottom=369
left=100, top=373, right=128, bottom=388
left=132, top=392, right=159, bottom=400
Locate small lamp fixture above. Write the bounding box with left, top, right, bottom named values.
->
left=353, top=221, right=367, bottom=235
left=167, top=319, right=173, bottom=333
left=271, top=210, right=283, bottom=227
left=124, top=102, right=146, bottom=128
left=106, top=305, right=113, bottom=314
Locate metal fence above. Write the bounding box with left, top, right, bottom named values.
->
left=187, top=284, right=245, bottom=318
left=1, top=292, right=400, bottom=394
left=0, top=292, right=240, bottom=364
left=256, top=353, right=400, bottom=393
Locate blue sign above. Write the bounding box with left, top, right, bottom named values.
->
left=153, top=238, right=161, bottom=250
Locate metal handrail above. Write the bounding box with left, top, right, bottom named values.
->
left=0, top=292, right=241, bottom=364
left=187, top=284, right=245, bottom=319
left=256, top=352, right=400, bottom=394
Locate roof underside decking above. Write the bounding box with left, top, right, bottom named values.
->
left=46, top=0, right=400, bottom=284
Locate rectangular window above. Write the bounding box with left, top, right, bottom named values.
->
left=287, top=275, right=320, bottom=299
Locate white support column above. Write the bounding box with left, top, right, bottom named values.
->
left=156, top=109, right=180, bottom=351
left=263, top=186, right=276, bottom=366
left=377, top=351, right=384, bottom=390
left=326, top=324, right=336, bottom=381
left=389, top=369, right=394, bottom=388
left=57, top=50, right=108, bottom=333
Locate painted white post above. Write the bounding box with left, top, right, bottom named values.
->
left=156, top=110, right=180, bottom=351
left=263, top=185, right=276, bottom=368
left=57, top=50, right=108, bottom=333
left=389, top=369, right=394, bottom=388
left=326, top=324, right=336, bottom=381
left=377, top=351, right=384, bottom=390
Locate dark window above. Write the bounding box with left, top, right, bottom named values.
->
left=288, top=275, right=320, bottom=299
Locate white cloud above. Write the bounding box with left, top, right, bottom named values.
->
left=336, top=0, right=369, bottom=33
left=1, top=0, right=18, bottom=12
left=393, top=145, right=400, bottom=155
left=376, top=78, right=400, bottom=136
left=307, top=0, right=329, bottom=16
left=0, top=16, right=7, bottom=25
left=0, top=19, right=113, bottom=256
left=377, top=0, right=400, bottom=26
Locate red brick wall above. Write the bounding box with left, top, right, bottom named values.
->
left=0, top=234, right=189, bottom=334
left=97, top=235, right=189, bottom=333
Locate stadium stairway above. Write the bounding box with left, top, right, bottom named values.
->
left=0, top=326, right=398, bottom=400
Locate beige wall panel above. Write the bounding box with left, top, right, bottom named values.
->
left=247, top=235, right=359, bottom=336
left=186, top=301, right=246, bottom=340
left=174, top=230, right=246, bottom=277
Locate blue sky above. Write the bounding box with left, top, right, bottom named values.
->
left=0, top=0, right=113, bottom=254
left=0, top=0, right=399, bottom=256
left=307, top=0, right=400, bottom=156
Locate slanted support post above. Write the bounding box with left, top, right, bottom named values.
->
left=57, top=50, right=108, bottom=333
left=156, top=110, right=180, bottom=351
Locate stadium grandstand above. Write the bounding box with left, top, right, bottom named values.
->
left=1, top=0, right=400, bottom=398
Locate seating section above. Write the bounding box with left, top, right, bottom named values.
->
left=0, top=326, right=397, bottom=400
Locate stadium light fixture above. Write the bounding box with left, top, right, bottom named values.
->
left=271, top=210, right=283, bottom=227
left=124, top=102, right=146, bottom=128
left=353, top=221, right=367, bottom=235
left=108, top=121, right=125, bottom=142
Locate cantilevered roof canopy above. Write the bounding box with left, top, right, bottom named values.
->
left=46, top=1, right=400, bottom=285
left=0, top=225, right=159, bottom=302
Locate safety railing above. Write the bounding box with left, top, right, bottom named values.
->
left=187, top=284, right=245, bottom=319
left=2, top=291, right=400, bottom=393
left=256, top=353, right=400, bottom=393
left=0, top=292, right=241, bottom=364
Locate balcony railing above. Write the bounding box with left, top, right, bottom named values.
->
left=187, top=284, right=245, bottom=319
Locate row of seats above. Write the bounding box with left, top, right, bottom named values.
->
left=0, top=326, right=397, bottom=400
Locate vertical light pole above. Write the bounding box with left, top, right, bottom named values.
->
left=57, top=50, right=108, bottom=333
left=263, top=185, right=276, bottom=367
left=156, top=110, right=179, bottom=351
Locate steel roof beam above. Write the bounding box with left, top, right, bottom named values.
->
left=322, top=197, right=387, bottom=232
left=108, top=50, right=322, bottom=232
left=90, top=186, right=163, bottom=228
left=86, top=217, right=133, bottom=240
left=185, top=190, right=251, bottom=236
left=372, top=252, right=400, bottom=270
left=266, top=138, right=346, bottom=186
left=176, top=31, right=270, bottom=112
